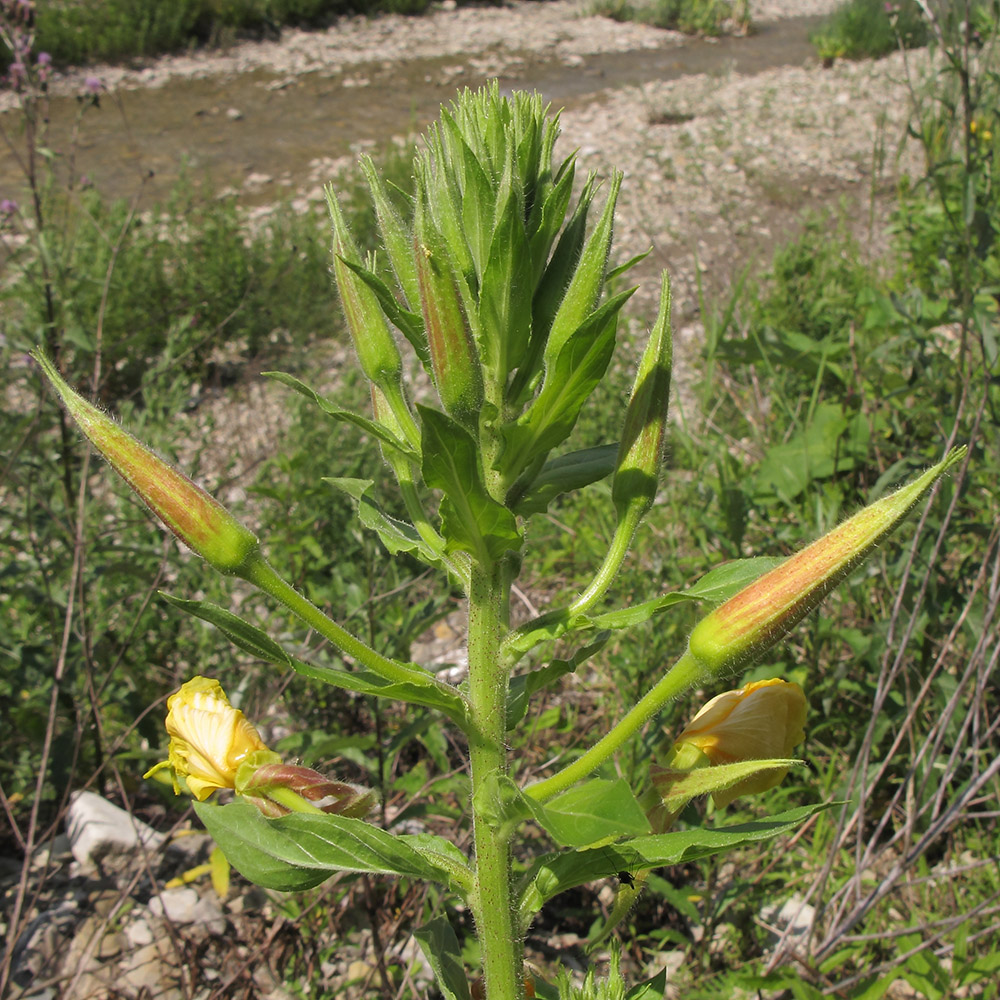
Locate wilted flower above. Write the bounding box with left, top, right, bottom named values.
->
left=675, top=678, right=806, bottom=767
left=242, top=762, right=376, bottom=819
left=650, top=678, right=807, bottom=814
left=145, top=676, right=272, bottom=801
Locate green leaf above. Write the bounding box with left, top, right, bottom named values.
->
left=501, top=288, right=634, bottom=476
left=510, top=444, right=618, bottom=515
left=262, top=371, right=416, bottom=460
left=585, top=592, right=696, bottom=631
left=160, top=594, right=468, bottom=722
left=326, top=477, right=446, bottom=571
left=159, top=593, right=295, bottom=666
left=527, top=779, right=651, bottom=847
left=626, top=970, right=667, bottom=1000
left=653, top=759, right=806, bottom=811
left=194, top=799, right=472, bottom=894
left=517, top=802, right=836, bottom=921
left=684, top=556, right=786, bottom=606
left=506, top=633, right=609, bottom=729
left=413, top=918, right=472, bottom=1000
left=419, top=405, right=521, bottom=562
left=479, top=179, right=532, bottom=380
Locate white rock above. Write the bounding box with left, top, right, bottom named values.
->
left=65, top=791, right=164, bottom=868
left=148, top=887, right=227, bottom=935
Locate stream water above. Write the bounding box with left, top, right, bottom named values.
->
left=0, top=16, right=822, bottom=206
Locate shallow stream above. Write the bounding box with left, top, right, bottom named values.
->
left=0, top=16, right=822, bottom=205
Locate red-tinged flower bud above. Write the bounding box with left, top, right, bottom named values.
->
left=32, top=351, right=259, bottom=575
left=612, top=271, right=672, bottom=520
left=687, top=447, right=966, bottom=676
left=241, top=762, right=377, bottom=819
left=415, top=196, right=483, bottom=427
left=325, top=184, right=403, bottom=389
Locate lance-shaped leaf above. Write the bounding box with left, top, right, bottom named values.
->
left=413, top=918, right=472, bottom=1000
left=516, top=802, right=837, bottom=923
left=33, top=351, right=259, bottom=576
left=687, top=447, right=967, bottom=676
left=612, top=271, right=673, bottom=523
left=419, top=405, right=521, bottom=563
left=509, top=444, right=618, bottom=516
left=263, top=371, right=416, bottom=461
left=194, top=798, right=473, bottom=894
left=160, top=594, right=469, bottom=723
left=500, top=288, right=634, bottom=481
left=360, top=153, right=420, bottom=310
left=326, top=477, right=447, bottom=571
left=542, top=170, right=622, bottom=367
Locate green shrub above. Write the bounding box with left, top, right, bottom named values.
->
left=591, top=0, right=743, bottom=36
left=810, top=0, right=928, bottom=62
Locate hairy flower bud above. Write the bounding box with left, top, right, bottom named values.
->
left=612, top=271, right=672, bottom=520
left=33, top=351, right=259, bottom=575
left=325, top=185, right=403, bottom=389
left=415, top=194, right=484, bottom=427
left=687, top=448, right=966, bottom=676
left=145, top=676, right=272, bottom=801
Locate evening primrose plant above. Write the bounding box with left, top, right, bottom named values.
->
left=34, top=85, right=965, bottom=1000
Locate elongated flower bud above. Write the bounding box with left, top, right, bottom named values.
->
left=325, top=184, right=403, bottom=388
left=612, top=270, right=672, bottom=520
left=33, top=351, right=259, bottom=575
left=687, top=447, right=966, bottom=676
left=145, top=676, right=273, bottom=801
left=415, top=196, right=483, bottom=426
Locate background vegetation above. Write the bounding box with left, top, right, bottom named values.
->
left=2, top=0, right=998, bottom=997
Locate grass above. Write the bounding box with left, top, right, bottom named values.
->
left=809, top=0, right=929, bottom=62
left=589, top=0, right=747, bottom=36
left=1, top=0, right=454, bottom=71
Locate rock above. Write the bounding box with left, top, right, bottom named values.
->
left=65, top=791, right=164, bottom=869
left=148, top=886, right=227, bottom=935
left=760, top=894, right=816, bottom=943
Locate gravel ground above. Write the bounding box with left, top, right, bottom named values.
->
left=2, top=0, right=844, bottom=107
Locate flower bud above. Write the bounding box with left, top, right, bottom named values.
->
left=325, top=184, right=404, bottom=389
left=241, top=763, right=377, bottom=819
left=687, top=447, right=966, bottom=676
left=32, top=351, right=259, bottom=575
left=414, top=194, right=483, bottom=427
left=145, top=676, right=272, bottom=801
left=612, top=270, right=672, bottom=520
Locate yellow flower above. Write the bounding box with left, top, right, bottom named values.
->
left=674, top=678, right=807, bottom=806
left=146, top=677, right=271, bottom=801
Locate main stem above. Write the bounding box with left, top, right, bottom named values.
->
left=468, top=560, right=522, bottom=1000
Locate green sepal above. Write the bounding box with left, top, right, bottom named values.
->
left=262, top=371, right=416, bottom=461
left=516, top=802, right=838, bottom=924
left=419, top=405, right=522, bottom=563
left=194, top=798, right=473, bottom=895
